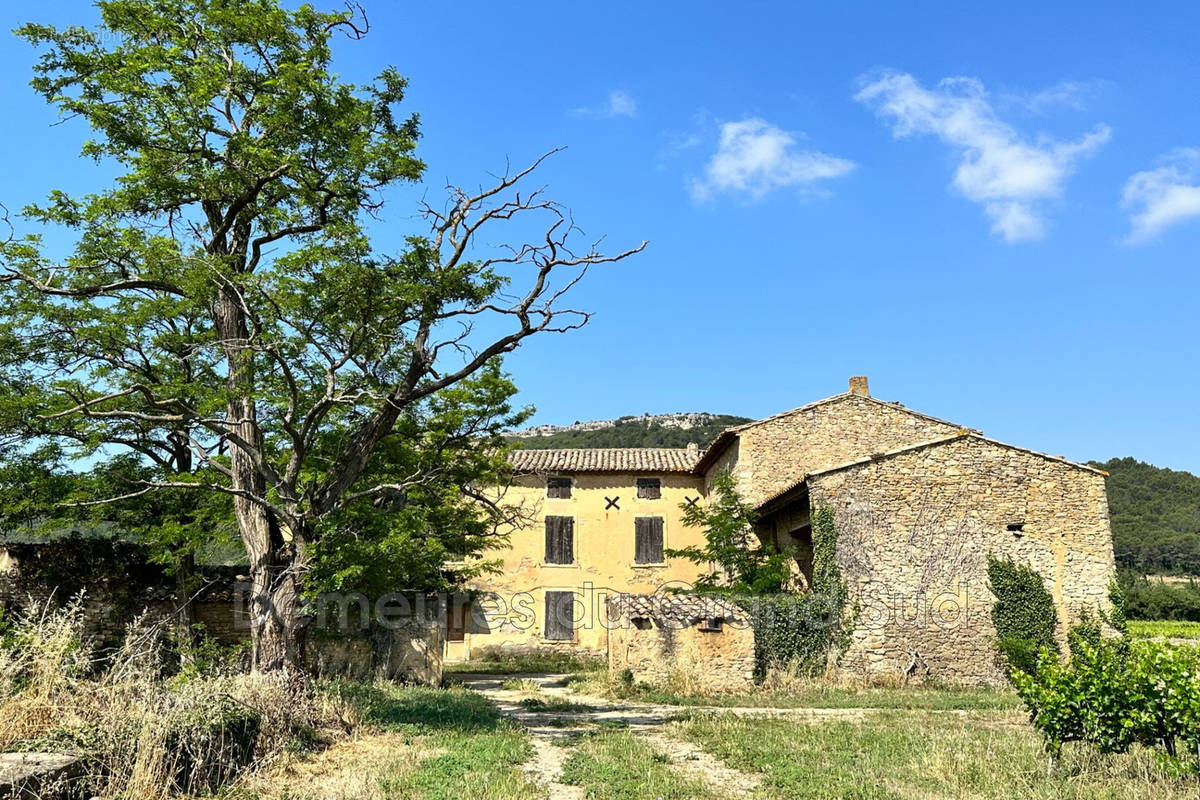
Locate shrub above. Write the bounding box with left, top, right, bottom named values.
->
left=745, top=506, right=850, bottom=678
left=986, top=556, right=1059, bottom=677
left=1014, top=637, right=1200, bottom=765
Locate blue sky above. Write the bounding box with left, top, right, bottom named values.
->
left=1, top=1, right=1198, bottom=472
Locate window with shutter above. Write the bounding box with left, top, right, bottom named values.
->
left=545, top=591, right=574, bottom=640
left=544, top=516, right=574, bottom=564
left=546, top=477, right=571, bottom=499
left=636, top=478, right=661, bottom=499
left=634, top=516, right=664, bottom=564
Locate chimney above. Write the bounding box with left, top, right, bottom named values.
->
left=848, top=376, right=870, bottom=397
left=686, top=442, right=699, bottom=458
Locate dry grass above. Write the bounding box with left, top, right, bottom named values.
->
left=0, top=598, right=350, bottom=799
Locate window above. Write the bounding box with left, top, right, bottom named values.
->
left=546, top=477, right=571, bottom=499
left=634, top=517, right=664, bottom=563
left=544, top=516, right=574, bottom=564
left=636, top=478, right=661, bottom=499
left=1007, top=522, right=1025, bottom=536
left=631, top=617, right=652, bottom=630
left=545, top=591, right=575, bottom=640
left=699, top=617, right=723, bottom=633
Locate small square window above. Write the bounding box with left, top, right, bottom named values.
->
left=631, top=617, right=652, bottom=630
left=547, top=477, right=571, bottom=499
left=1007, top=522, right=1025, bottom=535
left=699, top=617, right=723, bottom=632
left=636, top=478, right=661, bottom=499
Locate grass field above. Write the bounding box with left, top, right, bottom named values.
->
left=617, top=682, right=1022, bottom=711
left=243, top=684, right=541, bottom=800
left=443, top=652, right=607, bottom=675
left=675, top=711, right=1199, bottom=800
left=237, top=679, right=1200, bottom=800
left=1128, top=619, right=1200, bottom=639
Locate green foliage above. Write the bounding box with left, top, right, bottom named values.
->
left=1128, top=619, right=1200, bottom=640
left=987, top=556, right=1060, bottom=677
left=302, top=361, right=530, bottom=599
left=1013, top=638, right=1200, bottom=765
left=513, top=414, right=751, bottom=449
left=1107, top=576, right=1128, bottom=633
left=665, top=469, right=792, bottom=594
left=1118, top=569, right=1200, bottom=621
left=1091, top=457, right=1200, bottom=575
left=746, top=506, right=850, bottom=678
left=0, top=0, right=633, bottom=664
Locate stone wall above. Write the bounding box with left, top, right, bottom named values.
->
left=0, top=540, right=178, bottom=648
left=606, top=594, right=755, bottom=692
left=0, top=543, right=443, bottom=685
left=711, top=393, right=963, bottom=507
left=307, top=620, right=443, bottom=684
left=807, top=434, right=1115, bottom=685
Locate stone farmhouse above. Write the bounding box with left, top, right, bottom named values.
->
left=454, top=377, right=1116, bottom=684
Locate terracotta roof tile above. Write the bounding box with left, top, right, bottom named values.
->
left=508, top=447, right=700, bottom=474
left=606, top=593, right=747, bottom=622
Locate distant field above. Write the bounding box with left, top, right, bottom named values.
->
left=1127, top=619, right=1200, bottom=639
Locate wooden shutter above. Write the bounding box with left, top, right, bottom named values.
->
left=544, top=516, right=574, bottom=564
left=634, top=517, right=664, bottom=563
left=545, top=591, right=574, bottom=640
left=637, top=478, right=661, bottom=499
left=546, top=477, right=571, bottom=499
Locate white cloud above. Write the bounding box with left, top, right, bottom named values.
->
left=855, top=71, right=1111, bottom=242
left=1004, top=80, right=1098, bottom=115
left=1122, top=148, right=1200, bottom=243
left=688, top=117, right=855, bottom=202
left=570, top=90, right=637, bottom=119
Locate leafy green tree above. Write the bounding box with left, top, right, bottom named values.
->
left=666, top=470, right=793, bottom=594
left=0, top=0, right=642, bottom=669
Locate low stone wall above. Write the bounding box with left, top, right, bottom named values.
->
left=0, top=542, right=443, bottom=685
left=606, top=594, right=755, bottom=692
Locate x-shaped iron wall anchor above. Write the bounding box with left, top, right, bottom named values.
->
left=684, top=496, right=699, bottom=507
left=605, top=496, right=620, bottom=510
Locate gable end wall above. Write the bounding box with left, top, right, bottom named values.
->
left=807, top=435, right=1115, bottom=684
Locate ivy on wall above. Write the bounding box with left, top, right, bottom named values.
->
left=986, top=555, right=1059, bottom=677
left=747, top=506, right=851, bottom=678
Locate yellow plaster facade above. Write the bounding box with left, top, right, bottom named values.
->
left=451, top=471, right=708, bottom=659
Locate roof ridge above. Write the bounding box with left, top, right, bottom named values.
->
left=803, top=432, right=1107, bottom=479
left=696, top=392, right=974, bottom=474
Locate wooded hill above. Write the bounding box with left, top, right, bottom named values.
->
left=510, top=413, right=752, bottom=450
left=1091, top=457, right=1200, bottom=575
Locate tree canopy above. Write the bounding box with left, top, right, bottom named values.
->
left=0, top=0, right=642, bottom=669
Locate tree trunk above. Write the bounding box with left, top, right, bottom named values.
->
left=174, top=551, right=199, bottom=645
left=214, top=281, right=306, bottom=672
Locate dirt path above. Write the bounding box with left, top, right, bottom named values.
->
left=457, top=673, right=770, bottom=799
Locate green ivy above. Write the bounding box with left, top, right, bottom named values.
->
left=986, top=556, right=1059, bottom=678
left=745, top=506, right=851, bottom=678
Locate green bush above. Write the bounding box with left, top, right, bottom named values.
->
left=987, top=556, right=1059, bottom=677
left=1013, top=638, right=1200, bottom=765
left=1119, top=570, right=1200, bottom=621
left=744, top=506, right=850, bottom=678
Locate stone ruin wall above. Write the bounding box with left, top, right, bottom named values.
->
left=808, top=435, right=1115, bottom=685
left=606, top=594, right=756, bottom=692
left=0, top=543, right=443, bottom=685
